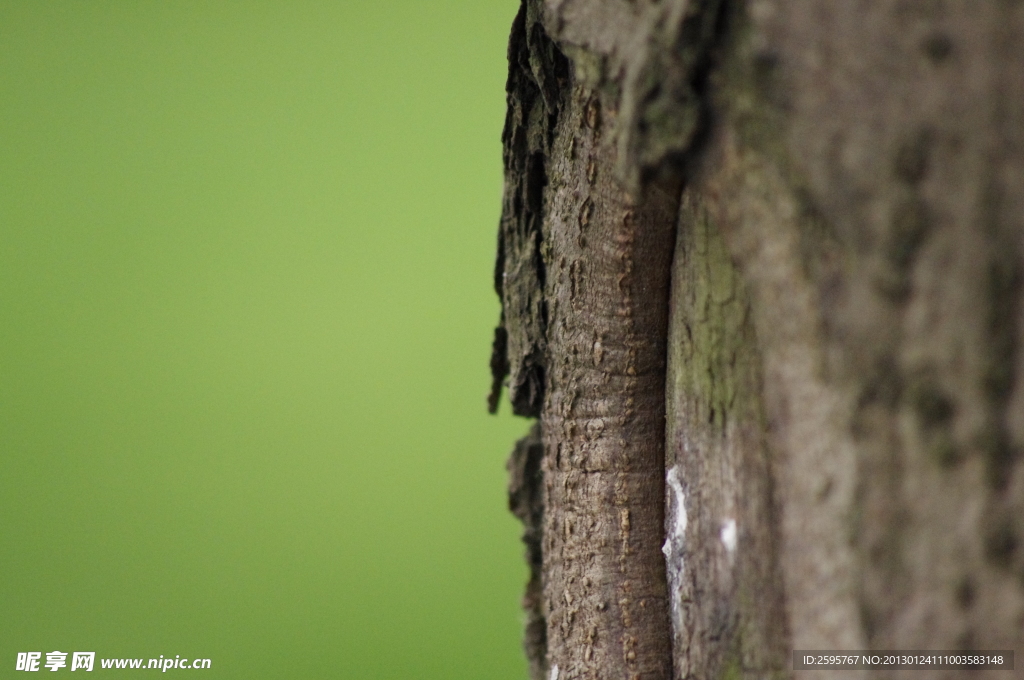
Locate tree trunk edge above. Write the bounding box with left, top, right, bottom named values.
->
left=497, top=1, right=1024, bottom=678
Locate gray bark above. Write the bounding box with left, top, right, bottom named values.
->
left=492, top=1, right=1024, bottom=679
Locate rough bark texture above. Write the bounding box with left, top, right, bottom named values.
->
left=508, top=423, right=548, bottom=680
left=539, top=92, right=678, bottom=680
left=663, top=192, right=790, bottom=679
left=494, top=1, right=1024, bottom=679
left=698, top=0, right=1024, bottom=669
left=493, top=3, right=682, bottom=679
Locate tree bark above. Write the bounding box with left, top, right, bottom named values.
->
left=493, top=1, right=1024, bottom=679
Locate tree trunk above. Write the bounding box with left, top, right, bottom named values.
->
left=492, top=2, right=1024, bottom=679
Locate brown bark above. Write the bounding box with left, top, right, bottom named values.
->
left=697, top=0, right=1024, bottom=669
left=538, top=91, right=678, bottom=680
left=494, top=1, right=1024, bottom=679
left=663, top=190, right=790, bottom=679
left=494, top=5, right=680, bottom=679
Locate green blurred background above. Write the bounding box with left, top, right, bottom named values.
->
left=0, top=1, right=531, bottom=677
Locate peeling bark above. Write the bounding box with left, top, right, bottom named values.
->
left=508, top=423, right=548, bottom=680
left=494, top=2, right=687, bottom=678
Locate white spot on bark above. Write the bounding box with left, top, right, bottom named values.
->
left=662, top=466, right=687, bottom=557
left=549, top=664, right=559, bottom=680
left=720, top=517, right=737, bottom=555
left=662, top=465, right=687, bottom=632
